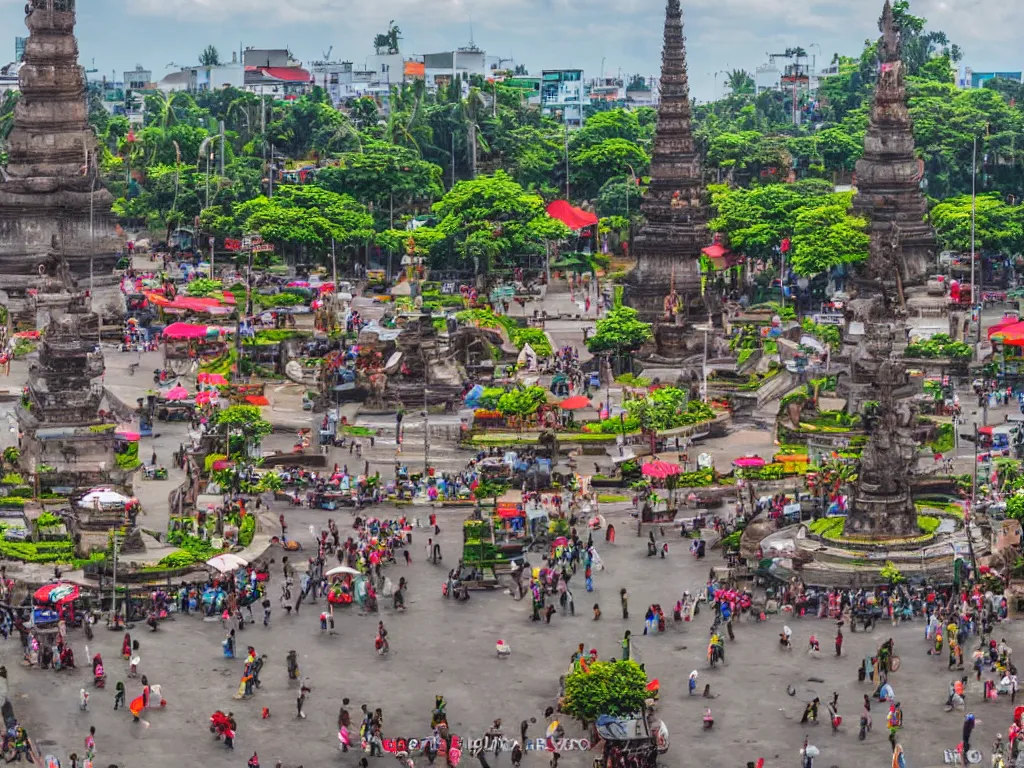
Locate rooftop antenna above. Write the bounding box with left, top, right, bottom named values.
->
left=322, top=46, right=333, bottom=61
left=469, top=14, right=474, bottom=47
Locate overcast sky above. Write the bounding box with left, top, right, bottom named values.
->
left=3, top=0, right=1022, bottom=101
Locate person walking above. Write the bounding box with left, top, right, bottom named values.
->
left=620, top=588, right=628, bottom=620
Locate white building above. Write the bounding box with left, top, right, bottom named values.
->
left=541, top=69, right=584, bottom=127
left=422, top=45, right=487, bottom=91
left=0, top=61, right=21, bottom=97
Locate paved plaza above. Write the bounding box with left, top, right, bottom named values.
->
left=2, top=487, right=1021, bottom=768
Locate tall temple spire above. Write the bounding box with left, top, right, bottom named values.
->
left=627, top=0, right=709, bottom=327
left=0, top=0, right=120, bottom=279
left=850, top=0, right=936, bottom=295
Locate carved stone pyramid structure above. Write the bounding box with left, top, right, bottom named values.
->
left=0, top=0, right=120, bottom=279
left=627, top=0, right=710, bottom=327
left=850, top=0, right=937, bottom=293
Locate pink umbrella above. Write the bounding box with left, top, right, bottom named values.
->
left=641, top=460, right=681, bottom=479
left=198, top=372, right=228, bottom=385
left=287, top=281, right=310, bottom=288
left=164, top=385, right=191, bottom=401
left=732, top=456, right=766, bottom=468
left=195, top=391, right=215, bottom=404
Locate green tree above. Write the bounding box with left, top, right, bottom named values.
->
left=428, top=171, right=570, bottom=273
left=587, top=306, right=653, bottom=361
left=789, top=201, right=870, bottom=276
left=570, top=138, right=649, bottom=200
left=930, top=193, right=1024, bottom=255
left=213, top=405, right=273, bottom=457
left=562, top=660, right=648, bottom=722
left=726, top=69, right=755, bottom=97
left=496, top=386, right=547, bottom=421
left=315, top=139, right=443, bottom=219
left=199, top=45, right=221, bottom=66
left=596, top=177, right=644, bottom=219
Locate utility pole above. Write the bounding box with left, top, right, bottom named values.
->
left=331, top=237, right=337, bottom=287
left=967, top=422, right=981, bottom=581
left=422, top=387, right=430, bottom=476
left=111, top=529, right=120, bottom=619
left=268, top=146, right=274, bottom=199
left=564, top=121, right=570, bottom=199
left=970, top=135, right=978, bottom=355
left=219, top=120, right=226, bottom=175
left=209, top=236, right=215, bottom=279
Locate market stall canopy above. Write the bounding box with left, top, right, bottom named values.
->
left=198, top=372, right=229, bottom=385
left=989, top=321, right=1024, bottom=345
left=546, top=200, right=598, bottom=230
left=325, top=565, right=360, bottom=577
left=559, top=395, right=592, bottom=410
left=34, top=582, right=80, bottom=605
left=162, top=322, right=217, bottom=340
left=164, top=385, right=191, bottom=401
left=77, top=489, right=130, bottom=507
left=147, top=293, right=235, bottom=315
left=206, top=553, right=249, bottom=573
left=732, top=456, right=766, bottom=468
left=641, top=460, right=681, bottom=479
left=245, top=395, right=270, bottom=406
left=115, top=431, right=141, bottom=442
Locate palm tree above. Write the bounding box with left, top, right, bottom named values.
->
left=726, top=69, right=755, bottom=97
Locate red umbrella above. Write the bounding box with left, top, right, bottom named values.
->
left=559, top=395, right=591, bottom=410
left=641, top=460, right=681, bottom=479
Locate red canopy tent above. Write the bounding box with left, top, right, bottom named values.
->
left=559, top=395, right=592, bottom=410
left=162, top=322, right=213, bottom=340
left=546, top=200, right=598, bottom=231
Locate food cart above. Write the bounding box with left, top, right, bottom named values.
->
left=33, top=582, right=82, bottom=628
left=594, top=712, right=668, bottom=768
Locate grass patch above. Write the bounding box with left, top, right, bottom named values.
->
left=914, top=500, right=964, bottom=519
left=468, top=432, right=618, bottom=446
left=808, top=514, right=944, bottom=543
left=597, top=494, right=629, bottom=503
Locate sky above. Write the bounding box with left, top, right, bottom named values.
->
left=2, top=0, right=1023, bottom=101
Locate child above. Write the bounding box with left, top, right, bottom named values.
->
left=593, top=604, right=601, bottom=621
left=84, top=726, right=96, bottom=760
left=114, top=681, right=125, bottom=710
left=262, top=599, right=271, bottom=628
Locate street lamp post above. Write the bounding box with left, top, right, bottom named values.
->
left=695, top=318, right=713, bottom=402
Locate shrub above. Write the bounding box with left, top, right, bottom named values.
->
left=158, top=551, right=198, bottom=569
left=239, top=515, right=256, bottom=547
left=563, top=660, right=648, bottom=721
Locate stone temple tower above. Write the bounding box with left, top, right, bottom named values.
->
left=850, top=0, right=936, bottom=295
left=0, top=0, right=121, bottom=280
left=627, top=0, right=710, bottom=328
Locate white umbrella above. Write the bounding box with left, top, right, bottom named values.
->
left=802, top=745, right=820, bottom=758
left=206, top=553, right=249, bottom=572
left=77, top=490, right=129, bottom=507
left=325, top=565, right=360, bottom=577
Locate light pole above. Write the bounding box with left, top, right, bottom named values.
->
left=695, top=317, right=713, bottom=402
left=623, top=163, right=637, bottom=220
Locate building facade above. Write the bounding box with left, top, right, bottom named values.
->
left=541, top=69, right=584, bottom=127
